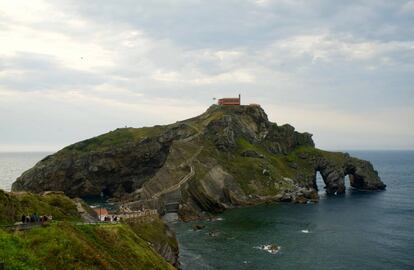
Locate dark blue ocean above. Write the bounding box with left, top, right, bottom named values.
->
left=172, top=151, right=414, bottom=270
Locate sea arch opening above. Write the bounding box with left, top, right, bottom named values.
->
left=314, top=171, right=325, bottom=192
left=313, top=168, right=353, bottom=195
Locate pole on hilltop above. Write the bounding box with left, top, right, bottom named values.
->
left=100, top=191, right=104, bottom=221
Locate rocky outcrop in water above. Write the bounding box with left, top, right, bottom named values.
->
left=308, top=152, right=386, bottom=194
left=12, top=105, right=385, bottom=220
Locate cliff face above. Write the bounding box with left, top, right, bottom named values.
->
left=12, top=136, right=171, bottom=198
left=12, top=105, right=386, bottom=219
left=127, top=217, right=180, bottom=268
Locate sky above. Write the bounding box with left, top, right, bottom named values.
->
left=0, top=0, right=413, bottom=151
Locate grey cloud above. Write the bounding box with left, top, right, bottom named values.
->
left=0, top=53, right=105, bottom=91
left=61, top=0, right=414, bottom=47
left=0, top=0, right=413, bottom=150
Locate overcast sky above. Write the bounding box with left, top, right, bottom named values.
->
left=0, top=0, right=413, bottom=151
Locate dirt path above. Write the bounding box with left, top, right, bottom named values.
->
left=75, top=201, right=99, bottom=223
left=180, top=123, right=202, bottom=142
left=152, top=143, right=203, bottom=199
left=152, top=165, right=195, bottom=199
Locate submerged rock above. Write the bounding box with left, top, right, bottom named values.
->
left=192, top=224, right=206, bottom=231
left=208, top=231, right=220, bottom=237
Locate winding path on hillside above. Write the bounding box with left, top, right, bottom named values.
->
left=152, top=166, right=194, bottom=199
left=150, top=122, right=205, bottom=200
left=180, top=122, right=202, bottom=142
left=152, top=146, right=203, bottom=199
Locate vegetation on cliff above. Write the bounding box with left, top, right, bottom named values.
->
left=127, top=217, right=179, bottom=266
left=12, top=105, right=385, bottom=220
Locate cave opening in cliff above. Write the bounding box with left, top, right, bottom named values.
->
left=315, top=171, right=325, bottom=192
left=345, top=175, right=352, bottom=190
left=102, top=186, right=113, bottom=197
left=344, top=166, right=361, bottom=190
left=314, top=170, right=351, bottom=195
left=122, top=181, right=134, bottom=193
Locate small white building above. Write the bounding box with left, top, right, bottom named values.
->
left=93, top=208, right=109, bottom=221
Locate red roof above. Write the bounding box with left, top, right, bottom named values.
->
left=93, top=208, right=109, bottom=216
left=218, top=96, right=241, bottom=105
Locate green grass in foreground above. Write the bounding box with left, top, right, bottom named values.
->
left=0, top=222, right=175, bottom=270
left=0, top=191, right=81, bottom=225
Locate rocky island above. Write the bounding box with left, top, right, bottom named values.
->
left=12, top=104, right=386, bottom=221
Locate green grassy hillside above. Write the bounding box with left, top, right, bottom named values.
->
left=0, top=190, right=81, bottom=225
left=62, top=126, right=168, bottom=154
left=0, top=222, right=175, bottom=270
left=0, top=190, right=177, bottom=269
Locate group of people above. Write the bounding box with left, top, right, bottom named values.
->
left=21, top=213, right=52, bottom=224
left=103, top=215, right=120, bottom=222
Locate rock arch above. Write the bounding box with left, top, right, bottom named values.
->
left=313, top=153, right=386, bottom=195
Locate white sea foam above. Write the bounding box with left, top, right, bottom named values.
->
left=255, top=244, right=281, bottom=254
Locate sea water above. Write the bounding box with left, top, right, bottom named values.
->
left=1, top=151, right=413, bottom=269
left=172, top=151, right=414, bottom=270
left=0, top=152, right=50, bottom=191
